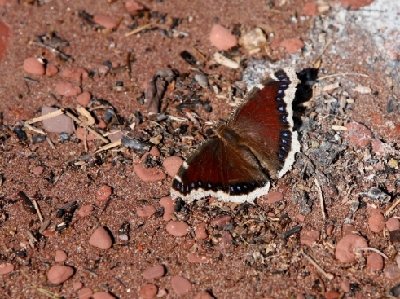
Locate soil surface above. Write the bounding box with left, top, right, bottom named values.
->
left=0, top=0, right=399, bottom=298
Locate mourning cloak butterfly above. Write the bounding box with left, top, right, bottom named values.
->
left=171, top=68, right=300, bottom=203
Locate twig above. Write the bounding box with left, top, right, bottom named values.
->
left=95, top=139, right=122, bottom=153
left=32, top=199, right=43, bottom=223
left=356, top=247, right=388, bottom=259
left=125, top=23, right=154, bottom=37
left=24, top=123, right=46, bottom=135
left=385, top=197, right=400, bottom=217
left=301, top=250, right=334, bottom=280
left=314, top=178, right=327, bottom=220
left=25, top=109, right=64, bottom=125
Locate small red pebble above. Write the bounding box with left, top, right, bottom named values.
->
left=78, top=287, right=93, bottom=299
left=72, top=281, right=83, bottom=291
left=23, top=57, right=45, bottom=75
left=163, top=156, right=183, bottom=177
left=125, top=0, right=145, bottom=15
left=137, top=205, right=156, bottom=218
left=76, top=91, right=91, bottom=107
left=96, top=185, right=113, bottom=202
left=371, top=139, right=386, bottom=155
left=77, top=204, right=93, bottom=217
left=142, top=264, right=165, bottom=280
left=55, top=81, right=81, bottom=97
left=170, top=275, right=192, bottom=296
left=54, top=249, right=67, bottom=263
left=368, top=209, right=385, bottom=233
left=209, top=24, right=237, bottom=51
left=335, top=234, right=368, bottom=263
left=384, top=264, right=400, bottom=280
left=345, top=121, right=372, bottom=147
left=92, top=292, right=115, bottom=299
left=93, top=14, right=118, bottom=30
left=166, top=221, right=189, bottom=237
left=159, top=197, right=174, bottom=221
left=134, top=164, right=166, bottom=182
left=0, top=263, right=14, bottom=275
left=47, top=265, right=74, bottom=285
left=300, top=229, right=319, bottom=246
left=195, top=222, right=208, bottom=240
left=31, top=166, right=44, bottom=175
left=279, top=38, right=304, bottom=54
left=324, top=291, right=340, bottom=299
left=367, top=252, right=384, bottom=272
left=194, top=291, right=214, bottom=299
left=139, top=283, right=157, bottom=299
left=211, top=215, right=231, bottom=227
left=386, top=218, right=400, bottom=231
left=60, top=67, right=88, bottom=81
left=89, top=226, right=113, bottom=249
left=266, top=191, right=284, bottom=204
left=302, top=1, right=318, bottom=16
left=339, top=0, right=373, bottom=9
left=45, top=63, right=59, bottom=76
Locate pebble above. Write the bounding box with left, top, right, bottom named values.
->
left=159, top=197, right=174, bottom=221
left=194, top=291, right=214, bottom=299
left=368, top=208, right=385, bottom=233
left=386, top=218, right=400, bottom=231
left=77, top=91, right=91, bottom=107
left=335, top=234, right=368, bottom=263
left=55, top=81, right=82, bottom=97
left=353, top=85, right=372, bottom=94
left=149, top=147, right=160, bottom=157
left=72, top=281, right=83, bottom=291
left=139, top=283, right=157, bottom=299
left=384, top=264, right=400, bottom=280
left=93, top=14, right=118, bottom=30
left=240, top=28, right=267, bottom=53
left=78, top=288, right=93, bottom=299
left=47, top=265, right=74, bottom=285
left=265, top=191, right=284, bottom=204
left=125, top=0, right=145, bottom=15
left=195, top=222, right=208, bottom=240
left=342, top=224, right=356, bottom=236
left=324, top=291, right=340, bottom=299
left=170, top=275, right=192, bottom=296
left=134, top=164, right=166, bottom=182
left=345, top=121, right=372, bottom=147
left=137, top=205, right=156, bottom=218
left=209, top=24, right=237, bottom=51
left=211, top=215, right=232, bottom=228
left=89, top=226, right=113, bottom=249
left=45, top=63, right=59, bottom=76
left=279, top=38, right=305, bottom=54
left=302, top=1, right=318, bottom=16
left=77, top=204, right=93, bottom=217
left=92, top=292, right=115, bottom=299
left=54, top=249, right=67, bottom=263
left=162, top=156, right=183, bottom=177
left=166, top=221, right=189, bottom=237
left=60, top=67, right=88, bottom=82
left=42, top=106, right=75, bottom=134
left=0, top=263, right=14, bottom=275
left=339, top=0, right=373, bottom=9
left=340, top=279, right=350, bottom=292
left=23, top=57, right=45, bottom=75
left=366, top=252, right=384, bottom=272
left=370, top=139, right=386, bottom=155
left=96, top=184, right=113, bottom=202
left=108, top=130, right=123, bottom=143
left=31, top=165, right=44, bottom=175
left=142, top=264, right=165, bottom=280
left=300, top=229, right=319, bottom=246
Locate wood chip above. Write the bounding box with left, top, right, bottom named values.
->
left=213, top=52, right=240, bottom=69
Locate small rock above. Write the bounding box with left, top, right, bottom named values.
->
left=266, top=191, right=284, bottom=204
left=279, top=38, right=304, bottom=54
left=42, top=106, right=75, bottom=134
left=345, top=121, right=372, bottom=147
left=166, top=221, right=189, bottom=237
left=72, top=281, right=83, bottom=291
left=300, top=229, right=319, bottom=246
left=77, top=204, right=93, bottom=217
left=137, top=205, right=156, bottom=218
left=78, top=287, right=93, bottom=299
left=143, top=264, right=165, bottom=280
left=92, top=292, right=115, bottom=299
left=108, top=130, right=123, bottom=143
left=195, top=223, right=208, bottom=240
left=149, top=146, right=160, bottom=157
left=60, top=67, right=88, bottom=82
left=55, top=81, right=81, bottom=97
left=339, top=0, right=373, bottom=10
left=125, top=0, right=145, bottom=15
left=0, top=263, right=14, bottom=275
left=47, top=265, right=74, bottom=285
left=240, top=28, right=267, bottom=53
left=89, top=226, right=113, bottom=249
left=139, top=283, right=157, bottom=299
left=353, top=85, right=372, bottom=94
left=335, top=234, right=368, bottom=263
left=134, top=164, right=166, bottom=182
left=23, top=57, right=45, bottom=75
left=163, top=156, right=183, bottom=177
left=340, top=279, right=350, bottom=292
left=384, top=264, right=400, bottom=280
left=96, top=185, right=113, bottom=202
left=366, top=252, right=384, bottom=272
left=159, top=197, right=174, bottom=221
left=170, top=275, right=192, bottom=296
left=93, top=14, right=118, bottom=30
left=45, top=63, right=59, bottom=76
left=77, top=91, right=91, bottom=107
left=387, top=218, right=400, bottom=231
left=211, top=215, right=232, bottom=228
left=302, top=1, right=318, bottom=16
left=368, top=208, right=385, bottom=233
left=54, top=249, right=67, bottom=263
left=370, top=139, right=386, bottom=155
left=31, top=166, right=44, bottom=175
left=209, top=24, right=237, bottom=51
left=194, top=291, right=214, bottom=299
